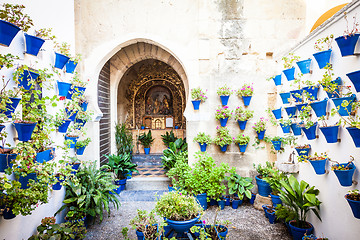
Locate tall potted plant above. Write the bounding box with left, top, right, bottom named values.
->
left=191, top=87, right=207, bottom=110
left=138, top=130, right=154, bottom=154
left=115, top=123, right=134, bottom=155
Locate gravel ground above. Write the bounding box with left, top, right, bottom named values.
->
left=85, top=201, right=291, bottom=240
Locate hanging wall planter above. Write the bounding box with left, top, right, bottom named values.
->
left=75, top=119, right=86, bottom=130
left=19, top=70, right=39, bottom=90
left=345, top=194, right=360, bottom=219
left=76, top=146, right=86, bottom=155
left=296, top=59, right=312, bottom=74
left=220, top=95, right=229, bottom=105
left=285, top=106, right=297, bottom=118
left=3, top=97, right=21, bottom=118
left=0, top=20, right=21, bottom=47
left=65, top=108, right=78, bottom=121
left=13, top=122, right=37, bottom=142
left=280, top=123, right=291, bottom=134
left=272, top=108, right=282, bottom=119
left=219, top=118, right=228, bottom=127
left=18, top=172, right=37, bottom=189
left=65, top=135, right=79, bottom=148
left=220, top=144, right=228, bottom=152
left=0, top=152, right=16, bottom=172
left=256, top=130, right=265, bottom=140
left=333, top=162, right=356, bottom=187
left=271, top=140, right=282, bottom=151
left=198, top=143, right=207, bottom=152
left=291, top=123, right=302, bottom=136
left=58, top=119, right=71, bottom=133
left=295, top=145, right=311, bottom=156
left=310, top=99, right=328, bottom=117
left=192, top=100, right=201, bottom=110
left=57, top=81, right=72, bottom=97
left=335, top=34, right=360, bottom=57
left=238, top=143, right=248, bottom=153
left=301, top=123, right=317, bottom=140
left=81, top=101, right=88, bottom=111
left=272, top=74, right=282, bottom=86
left=74, top=86, right=86, bottom=96
left=65, top=60, right=78, bottom=74
left=309, top=158, right=327, bottom=175
left=319, top=125, right=339, bottom=143
left=302, top=86, right=319, bottom=100
left=242, top=96, right=252, bottom=106
left=279, top=92, right=291, bottom=104
left=52, top=176, right=64, bottom=191
left=296, top=103, right=308, bottom=112
left=332, top=95, right=356, bottom=116
left=313, top=49, right=332, bottom=69
left=346, top=70, right=360, bottom=92
left=290, top=89, right=302, bottom=103
left=323, top=77, right=342, bottom=98
left=24, top=33, right=45, bottom=56
left=35, top=149, right=51, bottom=163
left=283, top=67, right=295, bottom=81
left=237, top=120, right=247, bottom=130
left=54, top=52, right=70, bottom=69
left=347, top=127, right=360, bottom=147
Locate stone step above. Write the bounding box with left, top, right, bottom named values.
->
left=126, top=177, right=171, bottom=191
left=119, top=190, right=168, bottom=202
left=132, top=154, right=163, bottom=165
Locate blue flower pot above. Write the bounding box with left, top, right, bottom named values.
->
left=262, top=205, right=270, bottom=218
left=36, top=149, right=51, bottom=163
left=302, top=86, right=319, bottom=101
left=347, top=127, right=360, bottom=147
left=18, top=172, right=37, bottom=189
left=272, top=108, right=282, bottom=119
left=319, top=125, right=339, bottom=143
left=0, top=125, right=6, bottom=132
left=333, top=162, right=356, bottom=187
left=3, top=207, right=16, bottom=220
left=309, top=158, right=327, bottom=175
left=19, top=70, right=39, bottom=90
left=232, top=199, right=242, bottom=209
left=209, top=198, right=218, bottom=206
left=135, top=230, right=144, bottom=240
left=0, top=20, right=20, bottom=47
left=54, top=52, right=70, bottom=69
left=65, top=135, right=79, bottom=148
left=141, top=126, right=145, bottom=130
left=271, top=140, right=282, bottom=151
left=57, top=81, right=72, bottom=97
left=266, top=209, right=276, bottom=224
left=52, top=176, right=64, bottom=191
left=270, top=194, right=282, bottom=208
left=283, top=67, right=295, bottom=81
left=166, top=215, right=200, bottom=233
left=296, top=59, right=312, bottom=74
left=58, top=119, right=71, bottom=133
left=65, top=60, right=78, bottom=74
left=237, top=120, right=247, bottom=130
left=280, top=123, right=291, bottom=134
left=290, top=89, right=302, bottom=103
left=313, top=49, right=332, bottom=69
left=225, top=197, right=231, bottom=206
left=219, top=117, right=228, bottom=127
left=301, top=123, right=317, bottom=140
left=285, top=106, right=297, bottom=118
left=74, top=86, right=86, bottom=96
left=296, top=103, right=308, bottom=112
left=335, top=34, right=360, bottom=57
left=255, top=175, right=272, bottom=197
left=346, top=70, right=360, bottom=92
left=110, top=184, right=121, bottom=195
left=256, top=130, right=265, bottom=140
left=216, top=225, right=228, bottom=240
left=125, top=171, right=133, bottom=179
left=199, top=142, right=207, bottom=152
left=295, top=146, right=311, bottom=156
left=192, top=100, right=201, bottom=110
left=0, top=153, right=16, bottom=172
left=218, top=200, right=225, bottom=210
left=220, top=95, right=229, bottom=105
left=242, top=96, right=252, bottom=106
left=81, top=101, right=88, bottom=111
left=196, top=193, right=207, bottom=210
left=323, top=77, right=342, bottom=98
left=273, top=74, right=282, bottom=86
left=238, top=144, right=248, bottom=153
left=345, top=194, right=360, bottom=219
left=75, top=119, right=86, bottom=130
left=76, top=146, right=86, bottom=155
left=24, top=33, right=45, bottom=56
left=289, top=220, right=313, bottom=240
left=291, top=123, right=302, bottom=136
left=279, top=92, right=291, bottom=104
left=14, top=122, right=37, bottom=142
left=332, top=95, right=356, bottom=116
left=70, top=163, right=81, bottom=174
left=310, top=99, right=328, bottom=117
left=65, top=108, right=78, bottom=121
left=3, top=97, right=21, bottom=118
left=220, top=144, right=228, bottom=152
left=116, top=179, right=127, bottom=190
left=250, top=193, right=256, bottom=204
left=144, top=147, right=150, bottom=154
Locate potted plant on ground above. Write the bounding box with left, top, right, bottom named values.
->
left=252, top=117, right=267, bottom=140
left=345, top=189, right=360, bottom=219
left=279, top=175, right=322, bottom=240
left=193, top=132, right=212, bottom=152
left=215, top=105, right=232, bottom=127
left=263, top=168, right=286, bottom=208
left=234, top=106, right=254, bottom=130
left=161, top=138, right=187, bottom=173
left=213, top=126, right=233, bottom=152
left=161, top=130, right=178, bottom=148
left=227, top=172, right=254, bottom=209
left=237, top=84, right=254, bottom=106
left=253, top=162, right=274, bottom=197
left=191, top=87, right=207, bottom=110
left=115, top=123, right=134, bottom=155
left=234, top=134, right=250, bottom=153
left=335, top=12, right=360, bottom=57
left=217, top=85, right=233, bottom=105
left=330, top=156, right=356, bottom=187
left=138, top=130, right=154, bottom=154
left=75, top=137, right=91, bottom=155
left=275, top=205, right=297, bottom=233
left=282, top=53, right=300, bottom=81
left=130, top=209, right=158, bottom=240
left=313, top=34, right=334, bottom=69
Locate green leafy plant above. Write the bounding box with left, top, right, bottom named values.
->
left=282, top=53, right=300, bottom=69
left=215, top=105, right=232, bottom=120
left=217, top=85, right=233, bottom=96
left=347, top=189, right=360, bottom=201
left=314, top=34, right=334, bottom=51
left=213, top=126, right=232, bottom=147
left=237, top=84, right=254, bottom=97
left=233, top=106, right=253, bottom=121
left=130, top=209, right=157, bottom=235
left=263, top=168, right=287, bottom=195
left=75, top=137, right=91, bottom=149
left=0, top=3, right=33, bottom=31
left=54, top=41, right=71, bottom=56
left=161, top=130, right=178, bottom=147
left=191, top=87, right=207, bottom=102
left=226, top=172, right=254, bottom=200
left=331, top=100, right=360, bottom=128
left=103, top=153, right=137, bottom=180
left=34, top=28, right=56, bottom=40
left=253, top=161, right=274, bottom=178
left=161, top=138, right=188, bottom=171
left=138, top=130, right=154, bottom=148
left=252, top=117, right=267, bottom=133
left=298, top=105, right=316, bottom=129
left=115, top=123, right=134, bottom=155
left=193, top=132, right=212, bottom=144
left=233, top=134, right=250, bottom=145
left=275, top=205, right=297, bottom=223
left=0, top=53, right=18, bottom=69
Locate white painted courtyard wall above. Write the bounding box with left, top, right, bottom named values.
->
left=276, top=2, right=360, bottom=239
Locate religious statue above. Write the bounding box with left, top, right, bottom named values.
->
left=162, top=95, right=170, bottom=115
left=153, top=98, right=160, bottom=114
left=146, top=96, right=152, bottom=114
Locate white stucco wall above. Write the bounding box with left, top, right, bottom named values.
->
left=277, top=2, right=360, bottom=239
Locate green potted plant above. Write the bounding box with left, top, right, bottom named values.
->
left=234, top=134, right=250, bottom=153
left=254, top=161, right=274, bottom=197
left=217, top=85, right=233, bottom=105
left=130, top=209, right=158, bottom=240
left=345, top=189, right=360, bottom=219
left=54, top=109, right=72, bottom=133
left=279, top=175, right=322, bottom=240
left=138, top=130, right=154, bottom=154
left=191, top=87, right=207, bottom=110
left=335, top=12, right=360, bottom=57
left=313, top=34, right=334, bottom=69
left=330, top=156, right=356, bottom=187
left=282, top=53, right=300, bottom=81
left=161, top=139, right=187, bottom=172
left=215, top=105, right=232, bottom=127
left=0, top=53, right=18, bottom=69
left=0, top=131, right=17, bottom=173
left=227, top=172, right=254, bottom=209
left=193, top=132, right=212, bottom=152
left=237, top=83, right=254, bottom=106
left=263, top=168, right=286, bottom=207
left=252, top=117, right=267, bottom=140
left=54, top=41, right=71, bottom=70
left=161, top=130, right=178, bottom=147
left=234, top=106, right=253, bottom=130
left=213, top=126, right=233, bottom=152
left=75, top=137, right=91, bottom=155
left=115, top=123, right=134, bottom=155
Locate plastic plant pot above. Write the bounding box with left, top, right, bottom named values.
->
left=0, top=20, right=21, bottom=47
left=319, top=125, right=339, bottom=143
left=335, top=34, right=360, bottom=57
left=313, top=49, right=332, bottom=69
left=309, top=158, right=327, bottom=175
left=296, top=59, right=312, bottom=74
left=198, top=142, right=207, bottom=152
left=24, top=33, right=45, bottom=56
left=283, top=67, right=295, bottom=81
left=237, top=120, right=247, bottom=130
left=220, top=95, right=229, bottom=105
left=192, top=100, right=201, bottom=110
left=310, top=99, right=328, bottom=117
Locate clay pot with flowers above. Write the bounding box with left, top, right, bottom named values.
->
left=191, top=87, right=207, bottom=110
left=217, top=85, right=233, bottom=105
left=213, top=126, right=233, bottom=152
left=237, top=84, right=254, bottom=106
left=215, top=105, right=232, bottom=127
left=253, top=118, right=267, bottom=140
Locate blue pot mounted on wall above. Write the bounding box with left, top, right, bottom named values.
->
left=332, top=95, right=356, bottom=116
left=65, top=135, right=79, bottom=148
left=256, top=130, right=265, bottom=140
left=199, top=143, right=207, bottom=152
left=14, top=122, right=37, bottom=142
left=302, top=86, right=319, bottom=100
left=0, top=20, right=21, bottom=47
left=18, top=172, right=37, bottom=189
left=58, top=120, right=71, bottom=133
left=347, top=127, right=360, bottom=147
left=291, top=123, right=302, bottom=136
left=283, top=67, right=295, bottom=81
left=19, top=70, right=39, bottom=90
left=285, top=106, right=297, bottom=118
left=36, top=149, right=51, bottom=163
left=335, top=34, right=360, bottom=57
left=271, top=140, right=282, bottom=151
left=76, top=146, right=86, bottom=155
left=309, top=158, right=327, bottom=175
left=296, top=59, right=312, bottom=74
left=24, top=33, right=45, bottom=56
left=279, top=92, right=291, bottom=104
left=219, top=117, right=228, bottom=127
left=65, top=60, right=78, bottom=74
left=295, top=146, right=311, bottom=156
left=220, top=95, right=229, bottom=105
left=3, top=97, right=21, bottom=118
left=346, top=70, right=360, bottom=92
left=52, top=176, right=64, bottom=191
left=192, top=100, right=201, bottom=110
left=242, top=96, right=252, bottom=106
left=54, top=52, right=70, bottom=69
left=81, top=101, right=88, bottom=111
left=57, top=81, right=72, bottom=97
left=296, top=103, right=308, bottom=112
left=345, top=194, right=360, bottom=219
left=272, top=108, right=282, bottom=119
left=313, top=49, right=332, bottom=69
left=237, top=120, right=247, bottom=130
left=0, top=153, right=16, bottom=172
left=280, top=123, right=290, bottom=134
left=310, top=99, right=328, bottom=117
left=273, top=74, right=281, bottom=86
left=65, top=108, right=78, bottom=121
left=238, top=144, right=248, bottom=153
left=220, top=145, right=228, bottom=152
left=290, top=89, right=302, bottom=103
left=333, top=162, right=356, bottom=187
left=319, top=125, right=339, bottom=143
left=301, top=123, right=317, bottom=140
left=323, top=77, right=342, bottom=98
